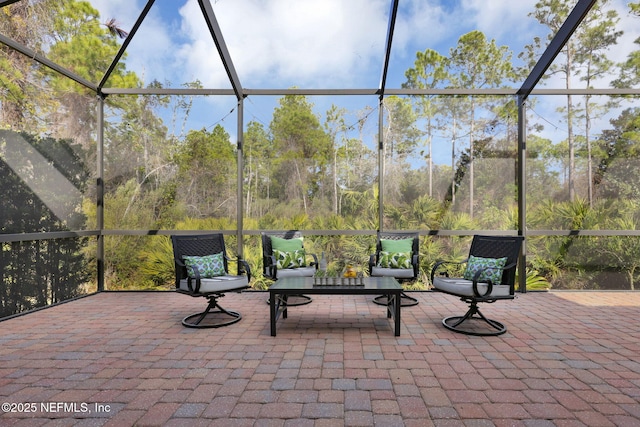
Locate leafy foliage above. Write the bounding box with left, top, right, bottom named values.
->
left=4, top=0, right=640, bottom=308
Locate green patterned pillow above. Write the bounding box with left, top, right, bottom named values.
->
left=463, top=256, right=507, bottom=283
left=270, top=236, right=303, bottom=251
left=273, top=249, right=307, bottom=269
left=380, top=238, right=413, bottom=253
left=183, top=253, right=225, bottom=278
left=378, top=251, right=412, bottom=269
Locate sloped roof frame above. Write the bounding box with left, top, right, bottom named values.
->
left=517, top=0, right=597, bottom=100
left=378, top=0, right=399, bottom=99
left=0, top=0, right=599, bottom=98
left=0, top=33, right=97, bottom=91
left=98, top=0, right=156, bottom=92
left=197, top=0, right=243, bottom=99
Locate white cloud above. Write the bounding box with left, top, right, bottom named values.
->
left=127, top=21, right=176, bottom=85
left=609, top=0, right=640, bottom=64
left=176, top=0, right=389, bottom=88
left=88, top=0, right=640, bottom=92
left=463, top=0, right=541, bottom=45
left=393, top=0, right=451, bottom=58
left=389, top=0, right=542, bottom=68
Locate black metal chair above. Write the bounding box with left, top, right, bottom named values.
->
left=262, top=231, right=317, bottom=306
left=369, top=231, right=420, bottom=307
left=431, top=235, right=524, bottom=336
left=171, top=233, right=251, bottom=328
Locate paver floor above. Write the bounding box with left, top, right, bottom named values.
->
left=1, top=290, right=639, bottom=426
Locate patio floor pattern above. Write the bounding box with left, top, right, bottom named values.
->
left=1, top=290, right=639, bottom=426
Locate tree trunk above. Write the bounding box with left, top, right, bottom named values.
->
left=333, top=140, right=338, bottom=215
left=586, top=97, right=593, bottom=207
left=566, top=48, right=576, bottom=201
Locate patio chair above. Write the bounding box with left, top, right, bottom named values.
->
left=430, top=235, right=524, bottom=336
left=262, top=231, right=317, bottom=306
left=369, top=231, right=420, bottom=307
left=171, top=233, right=251, bottom=328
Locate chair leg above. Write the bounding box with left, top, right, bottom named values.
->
left=182, top=295, right=242, bottom=328
left=442, top=300, right=506, bottom=336
left=373, top=292, right=418, bottom=307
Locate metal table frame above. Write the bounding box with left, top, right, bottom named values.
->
left=269, top=276, right=402, bottom=336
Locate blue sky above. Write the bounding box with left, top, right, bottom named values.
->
left=91, top=0, right=554, bottom=90
left=88, top=0, right=640, bottom=166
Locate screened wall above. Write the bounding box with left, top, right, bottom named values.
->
left=2, top=0, right=640, bottom=317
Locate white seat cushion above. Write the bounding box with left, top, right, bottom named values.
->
left=179, top=275, right=248, bottom=293
left=432, top=277, right=511, bottom=298
left=275, top=266, right=316, bottom=278
left=371, top=266, right=414, bottom=279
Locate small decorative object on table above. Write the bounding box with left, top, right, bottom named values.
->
left=343, top=265, right=357, bottom=278
left=313, top=270, right=327, bottom=285
left=319, top=251, right=328, bottom=272
left=313, top=268, right=364, bottom=286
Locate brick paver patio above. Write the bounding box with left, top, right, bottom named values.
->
left=1, top=290, right=639, bottom=426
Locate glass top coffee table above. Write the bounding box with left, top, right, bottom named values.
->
left=269, top=276, right=402, bottom=336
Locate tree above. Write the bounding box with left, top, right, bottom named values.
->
left=573, top=3, right=620, bottom=206
left=613, top=2, right=640, bottom=87
left=322, top=106, right=377, bottom=218
left=381, top=96, right=421, bottom=162
left=597, top=199, right=640, bottom=290
left=104, top=87, right=170, bottom=192
left=448, top=30, right=515, bottom=218
left=595, top=108, right=640, bottom=200
left=174, top=125, right=237, bottom=218
left=244, top=120, right=272, bottom=218
left=0, top=0, right=137, bottom=144
left=525, top=0, right=577, bottom=200
left=381, top=96, right=421, bottom=209
left=525, top=0, right=620, bottom=204
left=45, top=1, right=139, bottom=147
left=269, top=94, right=331, bottom=215
left=0, top=0, right=58, bottom=129
left=403, top=49, right=449, bottom=197
left=526, top=134, right=564, bottom=204
left=325, top=105, right=347, bottom=215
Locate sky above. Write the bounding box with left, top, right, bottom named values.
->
left=90, top=0, right=552, bottom=90
left=86, top=0, right=640, bottom=165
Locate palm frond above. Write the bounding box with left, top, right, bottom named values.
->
left=104, top=18, right=129, bottom=39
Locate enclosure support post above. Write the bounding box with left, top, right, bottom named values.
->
left=97, top=96, right=105, bottom=292
left=236, top=97, right=244, bottom=271
left=517, top=95, right=527, bottom=293
left=378, top=98, right=384, bottom=231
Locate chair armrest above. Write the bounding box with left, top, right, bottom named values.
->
left=266, top=255, right=277, bottom=279
left=186, top=268, right=202, bottom=293
left=174, top=259, right=184, bottom=280
left=470, top=260, right=516, bottom=297
left=308, top=253, right=319, bottom=269
left=470, top=270, right=493, bottom=297
left=226, top=255, right=252, bottom=282
left=237, top=259, right=252, bottom=282
left=175, top=257, right=203, bottom=293
left=502, top=261, right=517, bottom=271
left=430, top=259, right=467, bottom=283
left=369, top=254, right=378, bottom=275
